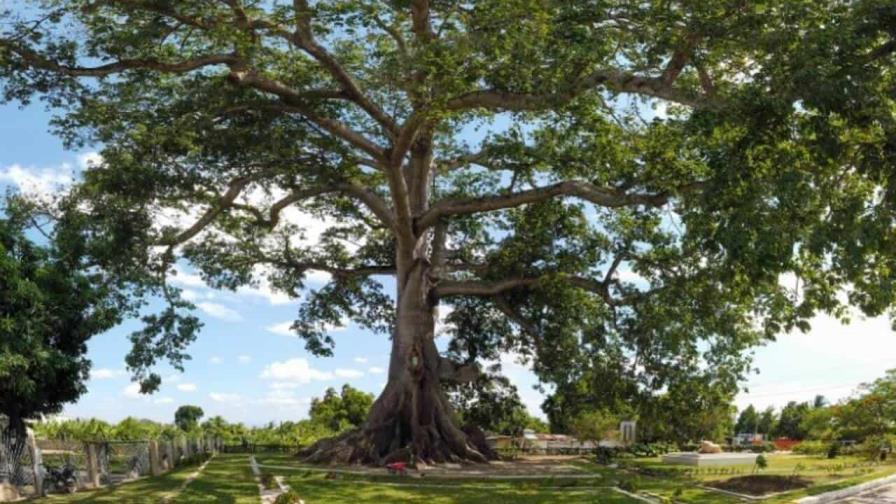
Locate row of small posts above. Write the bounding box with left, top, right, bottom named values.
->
left=0, top=430, right=221, bottom=501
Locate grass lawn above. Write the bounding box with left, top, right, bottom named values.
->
left=620, top=453, right=896, bottom=503
left=42, top=451, right=896, bottom=504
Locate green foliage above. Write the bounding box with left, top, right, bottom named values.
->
left=448, top=369, right=547, bottom=435
left=754, top=454, right=768, bottom=472
left=174, top=405, right=204, bottom=432
left=0, top=210, right=128, bottom=432
left=1, top=0, right=896, bottom=445
left=774, top=401, right=811, bottom=440
left=308, top=384, right=373, bottom=432
left=792, top=440, right=828, bottom=456
left=273, top=490, right=304, bottom=504
left=735, top=405, right=759, bottom=434
left=568, top=410, right=619, bottom=444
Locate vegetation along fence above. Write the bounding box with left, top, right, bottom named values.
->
left=0, top=429, right=220, bottom=501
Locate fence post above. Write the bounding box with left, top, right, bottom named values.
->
left=25, top=428, right=43, bottom=497
left=148, top=440, right=162, bottom=476
left=85, top=443, right=101, bottom=488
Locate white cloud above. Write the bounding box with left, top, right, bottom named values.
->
left=209, top=392, right=242, bottom=403
left=270, top=382, right=301, bottom=390
left=91, top=368, right=122, bottom=380
left=266, top=321, right=295, bottom=336
left=196, top=302, right=242, bottom=321
left=177, top=383, right=197, bottom=392
left=368, top=367, right=385, bottom=374
left=0, top=163, right=75, bottom=197
left=258, top=389, right=311, bottom=407
left=168, top=267, right=207, bottom=288
left=154, top=397, right=174, bottom=405
left=209, top=356, right=222, bottom=365
left=260, top=358, right=333, bottom=383
left=238, top=355, right=252, bottom=364
left=354, top=357, right=368, bottom=364
left=434, top=305, right=454, bottom=337
left=77, top=151, right=102, bottom=169
left=335, top=368, right=364, bottom=379
left=123, top=383, right=142, bottom=399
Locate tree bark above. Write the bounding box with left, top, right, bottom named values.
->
left=300, top=260, right=490, bottom=465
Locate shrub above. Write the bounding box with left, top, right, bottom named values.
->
left=827, top=443, right=841, bottom=459
left=618, top=478, right=639, bottom=492
left=595, top=447, right=618, bottom=465
left=793, top=440, right=827, bottom=456
left=259, top=472, right=277, bottom=490
left=754, top=454, right=768, bottom=472
left=273, top=491, right=303, bottom=504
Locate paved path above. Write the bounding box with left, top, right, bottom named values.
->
left=840, top=482, right=896, bottom=503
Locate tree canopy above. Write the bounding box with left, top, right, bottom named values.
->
left=2, top=0, right=895, bottom=463
left=174, top=405, right=205, bottom=432
left=0, top=204, right=125, bottom=435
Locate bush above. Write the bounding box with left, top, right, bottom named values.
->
left=595, top=447, right=619, bottom=465
left=827, top=443, right=841, bottom=459
left=792, top=440, right=827, bottom=456
left=618, top=478, right=640, bottom=492
left=754, top=454, right=768, bottom=472
left=273, top=490, right=303, bottom=504
left=859, top=435, right=894, bottom=461
left=750, top=442, right=776, bottom=453
left=629, top=442, right=677, bottom=457
left=259, top=472, right=277, bottom=490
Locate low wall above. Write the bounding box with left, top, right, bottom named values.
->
left=661, top=452, right=758, bottom=466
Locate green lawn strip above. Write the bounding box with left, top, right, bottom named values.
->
left=615, top=454, right=896, bottom=504
left=281, top=471, right=642, bottom=504
left=42, top=461, right=205, bottom=503
left=172, top=454, right=258, bottom=504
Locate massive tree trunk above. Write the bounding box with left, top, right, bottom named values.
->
left=300, top=260, right=491, bottom=465
left=300, top=138, right=492, bottom=465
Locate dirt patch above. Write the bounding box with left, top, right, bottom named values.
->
left=707, top=475, right=812, bottom=496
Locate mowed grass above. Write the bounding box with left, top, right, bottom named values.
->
left=46, top=453, right=642, bottom=504
left=42, top=459, right=205, bottom=503
left=621, top=453, right=896, bottom=504
left=43, top=451, right=896, bottom=504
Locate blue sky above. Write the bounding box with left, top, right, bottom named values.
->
left=3, top=98, right=896, bottom=426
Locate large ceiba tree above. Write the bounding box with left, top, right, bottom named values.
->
left=1, top=0, right=895, bottom=464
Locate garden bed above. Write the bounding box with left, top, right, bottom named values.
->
left=706, top=475, right=812, bottom=496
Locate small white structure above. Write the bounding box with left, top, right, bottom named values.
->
left=620, top=421, right=636, bottom=446
left=662, top=452, right=758, bottom=466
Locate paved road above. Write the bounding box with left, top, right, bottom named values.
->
left=840, top=482, right=896, bottom=503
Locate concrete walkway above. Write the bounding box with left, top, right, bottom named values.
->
left=839, top=482, right=896, bottom=503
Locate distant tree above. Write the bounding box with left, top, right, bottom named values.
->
left=112, top=417, right=163, bottom=441
left=774, top=401, right=811, bottom=440
left=800, top=406, right=834, bottom=440
left=308, top=385, right=374, bottom=432
left=174, top=405, right=204, bottom=432
left=568, top=410, right=619, bottom=444
left=735, top=405, right=760, bottom=434
left=813, top=395, right=828, bottom=409
left=832, top=370, right=896, bottom=441
left=758, top=407, right=777, bottom=436
left=447, top=371, right=538, bottom=436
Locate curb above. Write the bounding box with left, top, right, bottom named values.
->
left=796, top=473, right=896, bottom=504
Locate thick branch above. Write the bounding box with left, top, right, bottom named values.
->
left=292, top=0, right=397, bottom=134
left=434, top=274, right=613, bottom=305
left=445, top=69, right=712, bottom=112
left=417, top=180, right=671, bottom=231
left=160, top=180, right=394, bottom=248
left=0, top=40, right=238, bottom=77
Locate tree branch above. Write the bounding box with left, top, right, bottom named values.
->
left=445, top=69, right=713, bottom=112
left=291, top=0, right=397, bottom=134
left=433, top=274, right=614, bottom=305
left=0, top=39, right=239, bottom=77
left=417, top=180, right=676, bottom=231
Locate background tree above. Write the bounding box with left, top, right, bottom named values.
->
left=757, top=407, right=777, bottom=437
left=0, top=202, right=126, bottom=482
left=774, top=401, right=811, bottom=440
left=174, top=405, right=205, bottom=432
left=568, top=410, right=619, bottom=445
left=308, top=384, right=374, bottom=432
left=735, top=405, right=759, bottom=435
left=2, top=0, right=895, bottom=464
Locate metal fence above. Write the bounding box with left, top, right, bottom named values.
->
left=0, top=430, right=221, bottom=501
